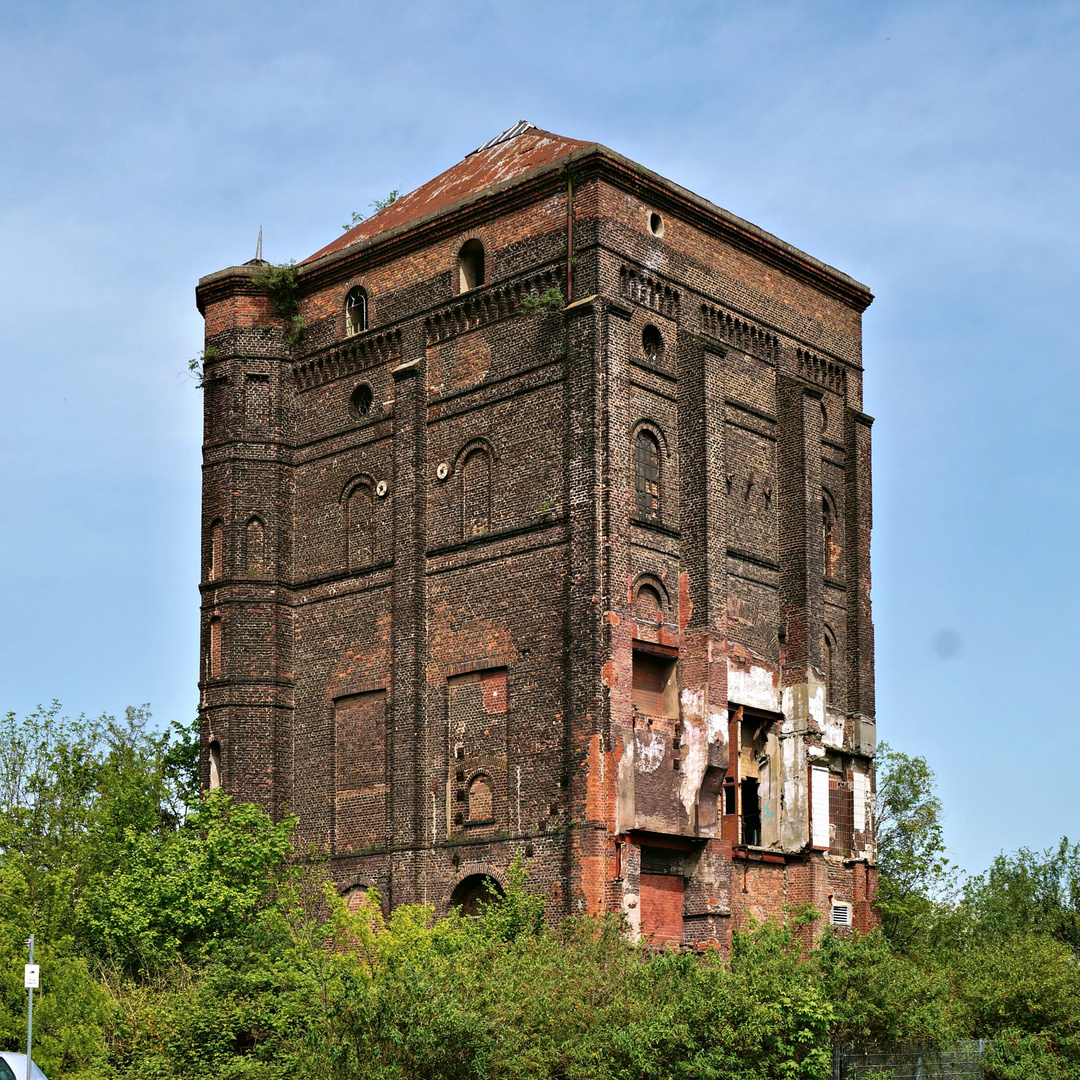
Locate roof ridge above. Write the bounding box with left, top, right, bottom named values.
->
left=469, top=119, right=537, bottom=157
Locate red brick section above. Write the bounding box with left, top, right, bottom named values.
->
left=195, top=121, right=878, bottom=946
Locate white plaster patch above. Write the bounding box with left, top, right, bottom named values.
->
left=727, top=662, right=780, bottom=712
left=823, top=710, right=845, bottom=749
left=635, top=731, right=666, bottom=773
left=808, top=745, right=826, bottom=758
left=708, top=710, right=728, bottom=743
left=853, top=766, right=868, bottom=833
left=622, top=891, right=641, bottom=938
left=679, top=719, right=708, bottom=819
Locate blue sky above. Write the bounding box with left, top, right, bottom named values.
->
left=1, top=0, right=1077, bottom=874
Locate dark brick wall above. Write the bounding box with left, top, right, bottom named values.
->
left=196, top=144, right=878, bottom=944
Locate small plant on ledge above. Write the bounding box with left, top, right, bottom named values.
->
left=521, top=286, right=566, bottom=315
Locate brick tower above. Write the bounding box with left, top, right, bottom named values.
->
left=196, top=121, right=877, bottom=945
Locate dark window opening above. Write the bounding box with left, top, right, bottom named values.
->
left=458, top=239, right=485, bottom=292
left=632, top=649, right=678, bottom=718
left=741, top=778, right=761, bottom=846
left=451, top=873, right=503, bottom=917
left=208, top=740, right=222, bottom=789
left=642, top=324, right=664, bottom=362
left=634, top=431, right=661, bottom=522
left=350, top=382, right=373, bottom=418
left=345, top=287, right=368, bottom=336
left=648, top=212, right=665, bottom=237
left=723, top=779, right=737, bottom=816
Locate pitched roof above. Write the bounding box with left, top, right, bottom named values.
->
left=303, top=121, right=591, bottom=265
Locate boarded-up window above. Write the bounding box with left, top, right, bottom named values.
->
left=811, top=765, right=830, bottom=849
left=632, top=650, right=677, bottom=717
left=209, top=520, right=224, bottom=581
left=208, top=616, right=222, bottom=679
left=348, top=484, right=374, bottom=569
left=639, top=873, right=684, bottom=945
left=468, top=775, right=493, bottom=821
left=246, top=517, right=265, bottom=576
left=829, top=773, right=854, bottom=857
left=461, top=449, right=491, bottom=539
left=634, top=584, right=663, bottom=623
left=245, top=375, right=270, bottom=430
left=335, top=691, right=387, bottom=852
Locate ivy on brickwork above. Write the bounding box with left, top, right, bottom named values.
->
left=252, top=261, right=306, bottom=344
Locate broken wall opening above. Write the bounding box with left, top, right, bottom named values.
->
left=632, top=645, right=679, bottom=718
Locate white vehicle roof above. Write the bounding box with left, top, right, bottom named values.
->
left=0, top=1053, right=48, bottom=1080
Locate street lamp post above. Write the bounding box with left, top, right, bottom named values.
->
left=24, top=934, right=37, bottom=1080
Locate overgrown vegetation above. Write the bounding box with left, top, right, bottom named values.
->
left=520, top=285, right=565, bottom=315
left=0, top=707, right=1077, bottom=1079
left=251, top=262, right=305, bottom=344
left=342, top=189, right=400, bottom=230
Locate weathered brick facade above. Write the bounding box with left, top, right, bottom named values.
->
left=196, top=122, right=878, bottom=946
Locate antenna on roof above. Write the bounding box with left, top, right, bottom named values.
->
left=255, top=226, right=263, bottom=262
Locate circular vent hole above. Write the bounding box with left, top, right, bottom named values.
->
left=350, top=383, right=373, bottom=417
left=648, top=211, right=665, bottom=237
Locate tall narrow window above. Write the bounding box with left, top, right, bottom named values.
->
left=209, top=740, right=222, bottom=790
left=348, top=485, right=375, bottom=569
left=209, top=520, right=223, bottom=581
left=461, top=449, right=491, bottom=539
left=468, top=775, right=493, bottom=822
left=634, top=431, right=661, bottom=522
left=246, top=517, right=265, bottom=576
left=822, top=491, right=841, bottom=577
left=458, top=239, right=485, bottom=292
left=245, top=375, right=270, bottom=430
left=741, top=778, right=761, bottom=846
left=209, top=616, right=222, bottom=679
left=823, top=627, right=838, bottom=706
left=345, top=287, right=368, bottom=336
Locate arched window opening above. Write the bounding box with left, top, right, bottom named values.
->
left=246, top=517, right=265, bottom=576
left=348, top=485, right=375, bottom=570
left=634, top=431, right=661, bottom=522
left=468, top=775, right=493, bottom=822
left=450, top=873, right=503, bottom=917
left=461, top=449, right=491, bottom=539
left=823, top=628, right=838, bottom=706
left=822, top=491, right=841, bottom=577
left=209, top=616, right=222, bottom=679
left=458, top=239, right=485, bottom=292
left=634, top=584, right=664, bottom=623
left=209, top=520, right=224, bottom=582
left=345, top=287, right=368, bottom=336
left=208, top=740, right=222, bottom=790
left=642, top=324, right=664, bottom=362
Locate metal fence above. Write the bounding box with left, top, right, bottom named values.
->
left=834, top=1040, right=989, bottom=1079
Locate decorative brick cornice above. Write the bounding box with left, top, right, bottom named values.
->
left=700, top=303, right=779, bottom=363
left=292, top=328, right=403, bottom=391
left=796, top=347, right=847, bottom=394
left=424, top=267, right=561, bottom=346
left=620, top=264, right=680, bottom=320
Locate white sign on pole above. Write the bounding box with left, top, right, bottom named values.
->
left=23, top=965, right=39, bottom=990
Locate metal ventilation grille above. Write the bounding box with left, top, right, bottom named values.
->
left=830, top=902, right=852, bottom=927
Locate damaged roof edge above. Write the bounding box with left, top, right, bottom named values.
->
left=206, top=142, right=872, bottom=313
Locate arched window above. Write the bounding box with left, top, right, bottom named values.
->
left=468, top=775, right=493, bottom=822
left=209, top=520, right=224, bottom=581
left=246, top=517, right=265, bottom=576
left=458, top=239, right=485, bottom=292
left=347, top=484, right=375, bottom=569
left=823, top=627, right=838, bottom=705
left=450, top=873, right=503, bottom=917
left=345, top=287, right=368, bottom=336
left=461, top=449, right=491, bottom=539
left=634, top=583, right=664, bottom=623
left=209, top=616, right=222, bottom=679
left=822, top=491, right=840, bottom=577
left=208, top=740, right=222, bottom=790
left=634, top=431, right=661, bottom=522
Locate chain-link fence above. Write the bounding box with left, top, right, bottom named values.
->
left=834, top=1040, right=989, bottom=1079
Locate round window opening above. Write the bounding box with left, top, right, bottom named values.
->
left=648, top=211, right=665, bottom=237
left=642, top=324, right=664, bottom=361
left=350, top=383, right=374, bottom=418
